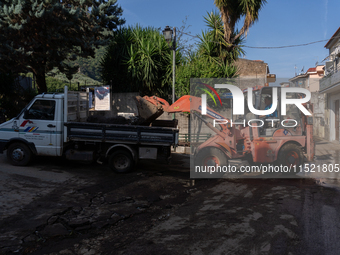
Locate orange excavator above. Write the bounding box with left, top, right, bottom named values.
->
left=136, top=85, right=314, bottom=174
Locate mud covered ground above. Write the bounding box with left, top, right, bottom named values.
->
left=1, top=152, right=340, bottom=255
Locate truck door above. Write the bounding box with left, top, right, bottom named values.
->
left=18, top=99, right=58, bottom=156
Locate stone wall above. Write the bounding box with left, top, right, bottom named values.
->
left=235, top=59, right=268, bottom=76
left=234, top=59, right=268, bottom=89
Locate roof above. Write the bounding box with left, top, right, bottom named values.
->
left=289, top=73, right=307, bottom=81
left=307, top=67, right=316, bottom=73
left=325, top=27, right=340, bottom=48
left=290, top=65, right=324, bottom=81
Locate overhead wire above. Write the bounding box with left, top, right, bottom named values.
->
left=177, top=30, right=340, bottom=50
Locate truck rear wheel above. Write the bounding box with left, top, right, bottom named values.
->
left=108, top=149, right=134, bottom=173
left=7, top=142, right=32, bottom=166
left=194, top=147, right=228, bottom=178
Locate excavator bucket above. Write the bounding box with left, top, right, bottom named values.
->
left=134, top=96, right=166, bottom=125
left=134, top=94, right=193, bottom=125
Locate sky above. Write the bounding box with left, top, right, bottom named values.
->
left=119, top=0, right=340, bottom=80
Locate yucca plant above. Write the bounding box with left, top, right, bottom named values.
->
left=101, top=25, right=181, bottom=101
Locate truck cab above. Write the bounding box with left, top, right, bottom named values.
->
left=0, top=93, right=64, bottom=165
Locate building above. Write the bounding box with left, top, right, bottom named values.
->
left=289, top=65, right=324, bottom=92
left=234, top=59, right=276, bottom=89
left=319, top=27, right=340, bottom=141
left=288, top=66, right=325, bottom=137
left=323, top=27, right=340, bottom=77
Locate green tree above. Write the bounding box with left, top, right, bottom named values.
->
left=0, top=0, right=125, bottom=93
left=176, top=52, right=237, bottom=98
left=175, top=12, right=241, bottom=99
left=0, top=72, right=36, bottom=120
left=76, top=46, right=107, bottom=81
left=101, top=26, right=181, bottom=100
left=214, top=0, right=266, bottom=45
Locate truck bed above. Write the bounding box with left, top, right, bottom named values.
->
left=64, top=122, right=178, bottom=146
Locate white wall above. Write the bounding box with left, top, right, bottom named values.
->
left=329, top=92, right=340, bottom=141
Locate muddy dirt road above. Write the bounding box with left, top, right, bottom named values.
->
left=1, top=153, right=340, bottom=255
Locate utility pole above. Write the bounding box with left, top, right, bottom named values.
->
left=172, top=27, right=176, bottom=105
left=162, top=26, right=176, bottom=120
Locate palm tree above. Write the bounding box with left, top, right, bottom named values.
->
left=198, top=11, right=245, bottom=63
left=214, top=0, right=267, bottom=46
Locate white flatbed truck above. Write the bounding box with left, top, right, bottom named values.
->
left=0, top=87, right=178, bottom=173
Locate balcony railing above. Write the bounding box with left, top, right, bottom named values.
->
left=320, top=68, right=340, bottom=91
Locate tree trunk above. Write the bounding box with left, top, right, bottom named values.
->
left=34, top=70, right=47, bottom=93
left=219, top=6, right=232, bottom=46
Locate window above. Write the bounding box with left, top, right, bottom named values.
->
left=25, top=100, right=56, bottom=120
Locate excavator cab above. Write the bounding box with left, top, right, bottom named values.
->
left=247, top=86, right=304, bottom=137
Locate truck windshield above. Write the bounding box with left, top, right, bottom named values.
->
left=16, top=98, right=35, bottom=120
left=25, top=100, right=56, bottom=120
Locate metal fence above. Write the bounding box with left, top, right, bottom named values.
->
left=179, top=133, right=212, bottom=143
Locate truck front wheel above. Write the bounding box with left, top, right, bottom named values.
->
left=108, top=149, right=134, bottom=173
left=7, top=142, right=32, bottom=166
